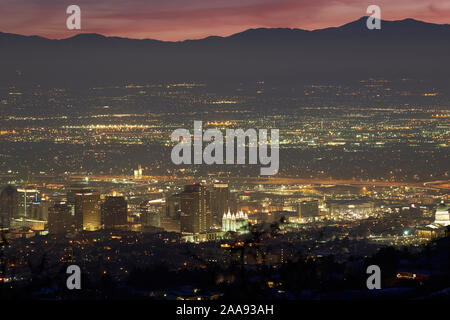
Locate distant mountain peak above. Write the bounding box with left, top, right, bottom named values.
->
left=1, top=16, right=449, bottom=87
left=0, top=17, right=448, bottom=43
left=66, top=33, right=107, bottom=40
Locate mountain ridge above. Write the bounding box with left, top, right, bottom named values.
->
left=1, top=16, right=450, bottom=43
left=1, top=17, right=449, bottom=86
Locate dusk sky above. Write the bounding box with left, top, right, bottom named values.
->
left=0, top=0, right=449, bottom=41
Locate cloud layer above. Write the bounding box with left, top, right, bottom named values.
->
left=0, top=0, right=449, bottom=40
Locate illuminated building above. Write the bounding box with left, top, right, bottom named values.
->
left=182, top=231, right=225, bottom=243
left=415, top=224, right=447, bottom=241
left=140, top=198, right=165, bottom=228
left=30, top=193, right=50, bottom=221
left=166, top=193, right=181, bottom=219
left=415, top=201, right=450, bottom=241
left=0, top=185, right=18, bottom=228
left=180, top=183, right=211, bottom=234
left=134, top=164, right=143, bottom=179
left=75, top=189, right=101, bottom=231
left=434, top=201, right=450, bottom=226
left=211, top=183, right=230, bottom=227
left=48, top=202, right=75, bottom=234
left=222, top=210, right=248, bottom=233
left=16, top=187, right=38, bottom=218
left=163, top=193, right=181, bottom=232
left=67, top=183, right=91, bottom=206
left=326, top=200, right=374, bottom=219
left=102, top=196, right=127, bottom=229
left=12, top=217, right=46, bottom=231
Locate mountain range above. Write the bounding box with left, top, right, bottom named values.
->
left=1, top=17, right=449, bottom=86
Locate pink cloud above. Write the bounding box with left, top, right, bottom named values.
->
left=0, top=0, right=448, bottom=40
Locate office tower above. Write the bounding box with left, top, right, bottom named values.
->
left=30, top=193, right=50, bottom=221
left=0, top=185, right=18, bottom=228
left=74, top=189, right=101, bottom=231
left=160, top=215, right=181, bottom=233
left=101, top=196, right=127, bottom=229
left=134, top=164, right=143, bottom=179
left=297, top=200, right=319, bottom=219
left=140, top=198, right=165, bottom=228
left=67, top=183, right=91, bottom=206
left=162, top=193, right=181, bottom=232
left=434, top=201, right=450, bottom=226
left=17, top=186, right=38, bottom=218
left=180, top=183, right=211, bottom=234
left=166, top=193, right=181, bottom=219
left=211, top=183, right=230, bottom=227
left=48, top=202, right=75, bottom=235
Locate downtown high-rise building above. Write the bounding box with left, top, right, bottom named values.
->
left=180, top=183, right=211, bottom=234
left=67, top=183, right=91, bottom=206
left=48, top=202, right=75, bottom=235
left=434, top=201, right=450, bottom=226
left=134, top=164, right=143, bottom=179
left=30, top=193, right=50, bottom=221
left=140, top=197, right=165, bottom=228
left=74, top=189, right=101, bottom=231
left=166, top=193, right=181, bottom=219
left=161, top=193, right=181, bottom=232
left=16, top=186, right=38, bottom=218
left=101, top=196, right=127, bottom=229
left=210, top=183, right=230, bottom=227
left=0, top=185, right=18, bottom=229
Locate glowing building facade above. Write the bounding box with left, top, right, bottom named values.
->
left=75, top=190, right=101, bottom=231
left=434, top=202, right=450, bottom=226
left=180, top=184, right=211, bottom=234
left=222, top=210, right=249, bottom=233
left=140, top=198, right=165, bottom=228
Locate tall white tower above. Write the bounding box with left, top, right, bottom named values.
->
left=434, top=201, right=450, bottom=226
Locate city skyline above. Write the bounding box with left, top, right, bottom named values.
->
left=0, top=0, right=449, bottom=304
